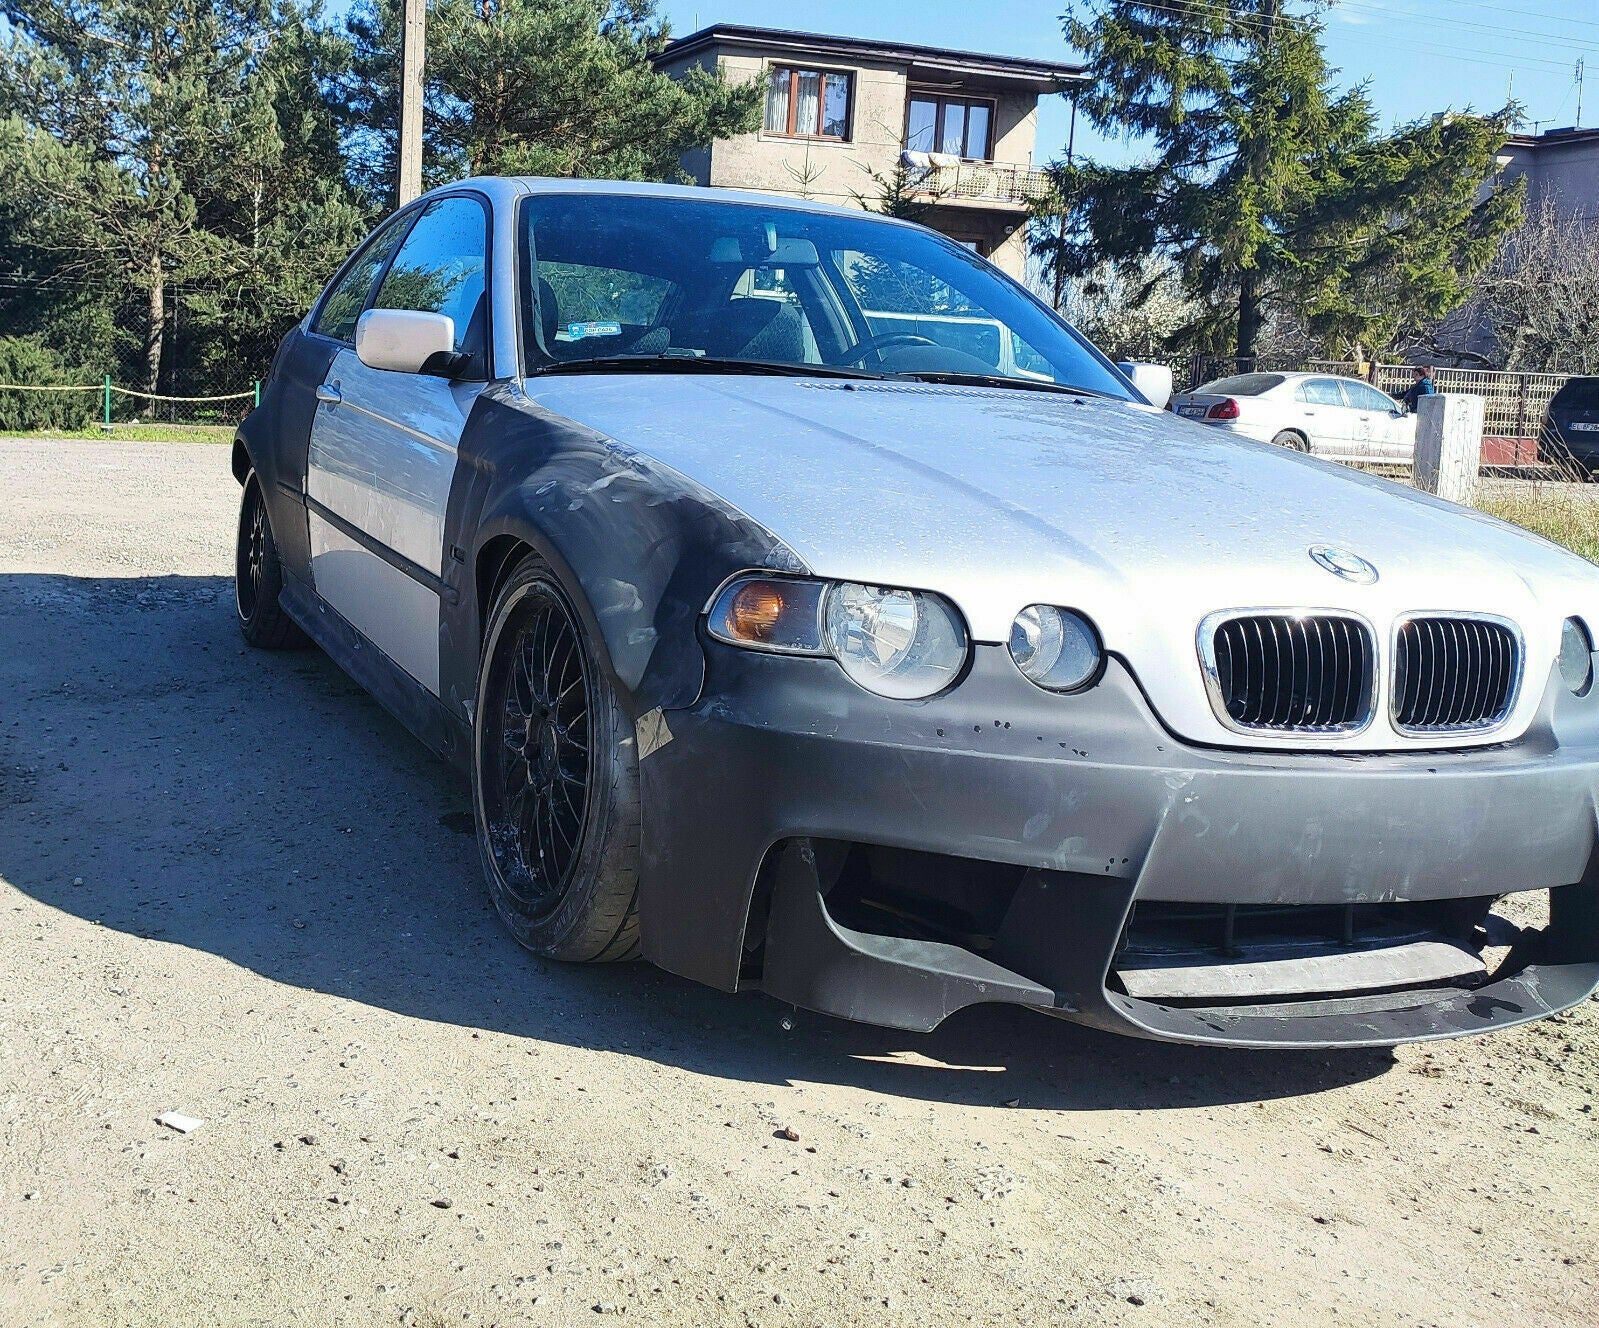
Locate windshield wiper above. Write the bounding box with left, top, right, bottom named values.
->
left=527, top=354, right=886, bottom=381
left=893, top=370, right=1119, bottom=400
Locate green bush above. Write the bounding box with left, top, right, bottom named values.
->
left=0, top=336, right=98, bottom=432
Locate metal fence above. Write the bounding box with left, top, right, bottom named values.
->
left=909, top=160, right=1054, bottom=206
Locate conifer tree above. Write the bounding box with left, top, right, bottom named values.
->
left=1037, top=1, right=1522, bottom=359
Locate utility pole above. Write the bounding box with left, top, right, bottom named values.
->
left=1577, top=58, right=1586, bottom=129
left=397, top=0, right=426, bottom=205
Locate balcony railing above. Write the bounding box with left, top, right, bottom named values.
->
left=903, top=154, right=1053, bottom=207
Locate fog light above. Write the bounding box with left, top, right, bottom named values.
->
left=1009, top=605, right=1103, bottom=692
left=1560, top=616, right=1593, bottom=695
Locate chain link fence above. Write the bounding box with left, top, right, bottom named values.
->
left=0, top=313, right=284, bottom=433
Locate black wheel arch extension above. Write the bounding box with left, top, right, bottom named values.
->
left=438, top=387, right=809, bottom=732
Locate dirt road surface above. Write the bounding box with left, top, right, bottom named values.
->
left=3, top=438, right=1597, bottom=1328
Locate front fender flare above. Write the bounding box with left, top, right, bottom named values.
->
left=438, top=386, right=807, bottom=729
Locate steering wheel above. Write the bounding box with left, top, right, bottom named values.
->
left=839, top=333, right=938, bottom=366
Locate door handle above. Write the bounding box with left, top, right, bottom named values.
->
left=315, top=383, right=342, bottom=405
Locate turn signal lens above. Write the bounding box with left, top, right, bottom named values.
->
left=728, top=582, right=785, bottom=640
left=1560, top=616, right=1593, bottom=696
left=706, top=576, right=826, bottom=653
left=1009, top=605, right=1104, bottom=692
left=1207, top=398, right=1241, bottom=421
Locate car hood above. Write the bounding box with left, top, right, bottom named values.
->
left=519, top=374, right=1599, bottom=749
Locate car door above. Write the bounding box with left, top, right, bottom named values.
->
left=1362, top=381, right=1413, bottom=463
left=1339, top=380, right=1401, bottom=460
left=305, top=192, right=492, bottom=695
left=1294, top=378, right=1354, bottom=456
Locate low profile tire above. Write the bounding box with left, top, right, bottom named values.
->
left=472, top=555, right=641, bottom=962
left=235, top=470, right=308, bottom=649
left=1271, top=430, right=1310, bottom=452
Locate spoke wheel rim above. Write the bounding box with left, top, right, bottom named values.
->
left=236, top=484, right=265, bottom=620
left=482, top=583, right=594, bottom=918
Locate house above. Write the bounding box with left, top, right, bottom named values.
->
left=651, top=24, right=1086, bottom=278
left=1497, top=127, right=1599, bottom=223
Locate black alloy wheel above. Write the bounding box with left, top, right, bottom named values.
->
left=482, top=582, right=593, bottom=916
left=472, top=556, right=641, bottom=962
left=235, top=471, right=307, bottom=650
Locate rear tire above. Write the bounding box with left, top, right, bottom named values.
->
left=1271, top=430, right=1310, bottom=453
left=472, top=554, right=641, bottom=962
left=235, top=471, right=308, bottom=650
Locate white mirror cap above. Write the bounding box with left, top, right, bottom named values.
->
left=355, top=308, right=456, bottom=374
left=1118, top=361, right=1174, bottom=409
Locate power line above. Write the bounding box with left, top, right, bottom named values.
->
left=1334, top=0, right=1599, bottom=53
left=1400, top=0, right=1599, bottom=35
left=1075, top=1, right=1584, bottom=74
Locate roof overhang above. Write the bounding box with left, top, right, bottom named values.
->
left=653, top=24, right=1088, bottom=95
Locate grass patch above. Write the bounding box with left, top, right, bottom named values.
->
left=1478, top=486, right=1599, bottom=563
left=0, top=423, right=235, bottom=444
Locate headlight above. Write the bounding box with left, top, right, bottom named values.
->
left=1009, top=605, right=1103, bottom=692
left=1560, top=616, right=1593, bottom=695
left=707, top=575, right=968, bottom=699
left=823, top=583, right=967, bottom=699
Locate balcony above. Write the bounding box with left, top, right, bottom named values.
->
left=902, top=153, right=1053, bottom=209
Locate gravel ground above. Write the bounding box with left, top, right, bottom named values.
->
left=2, top=437, right=1598, bottom=1328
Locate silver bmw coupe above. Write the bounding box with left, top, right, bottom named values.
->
left=232, top=177, right=1599, bottom=1047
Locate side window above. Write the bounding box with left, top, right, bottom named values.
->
left=313, top=214, right=412, bottom=343
left=1301, top=378, right=1347, bottom=407
left=1350, top=382, right=1396, bottom=412
left=371, top=196, right=490, bottom=373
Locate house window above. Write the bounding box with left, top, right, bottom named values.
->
left=765, top=66, right=852, bottom=140
left=906, top=94, right=994, bottom=159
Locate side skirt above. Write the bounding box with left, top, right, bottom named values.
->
left=279, top=573, right=473, bottom=777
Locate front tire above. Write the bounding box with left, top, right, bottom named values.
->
left=472, top=555, right=641, bottom=962
left=235, top=471, right=308, bottom=649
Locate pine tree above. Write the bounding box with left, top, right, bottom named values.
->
left=0, top=0, right=366, bottom=393
left=1037, top=1, right=1522, bottom=360
left=340, top=0, right=761, bottom=204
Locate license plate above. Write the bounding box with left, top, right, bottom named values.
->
left=1571, top=422, right=1599, bottom=432
left=1178, top=404, right=1209, bottom=418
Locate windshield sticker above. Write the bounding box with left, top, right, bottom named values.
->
left=565, top=321, right=622, bottom=341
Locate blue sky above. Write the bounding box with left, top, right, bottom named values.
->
left=657, top=0, right=1598, bottom=165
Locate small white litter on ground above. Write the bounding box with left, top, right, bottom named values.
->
left=155, top=1111, right=203, bottom=1135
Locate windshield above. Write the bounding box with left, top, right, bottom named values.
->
left=517, top=192, right=1132, bottom=398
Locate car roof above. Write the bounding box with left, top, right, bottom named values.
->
left=419, top=175, right=923, bottom=228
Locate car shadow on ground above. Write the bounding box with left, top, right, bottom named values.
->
left=0, top=573, right=1392, bottom=1110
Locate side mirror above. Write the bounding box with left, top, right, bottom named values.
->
left=1117, top=361, right=1174, bottom=409
left=355, top=308, right=462, bottom=375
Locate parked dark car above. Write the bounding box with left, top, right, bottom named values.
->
left=1542, top=377, right=1599, bottom=472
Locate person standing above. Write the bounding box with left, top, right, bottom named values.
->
left=1400, top=365, right=1437, bottom=413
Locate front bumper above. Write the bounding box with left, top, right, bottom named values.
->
left=635, top=642, right=1599, bottom=1047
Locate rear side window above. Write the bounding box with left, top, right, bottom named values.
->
left=1298, top=378, right=1347, bottom=407
left=372, top=195, right=490, bottom=374
left=1198, top=373, right=1284, bottom=396
left=1553, top=378, right=1599, bottom=411
left=313, top=213, right=413, bottom=343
